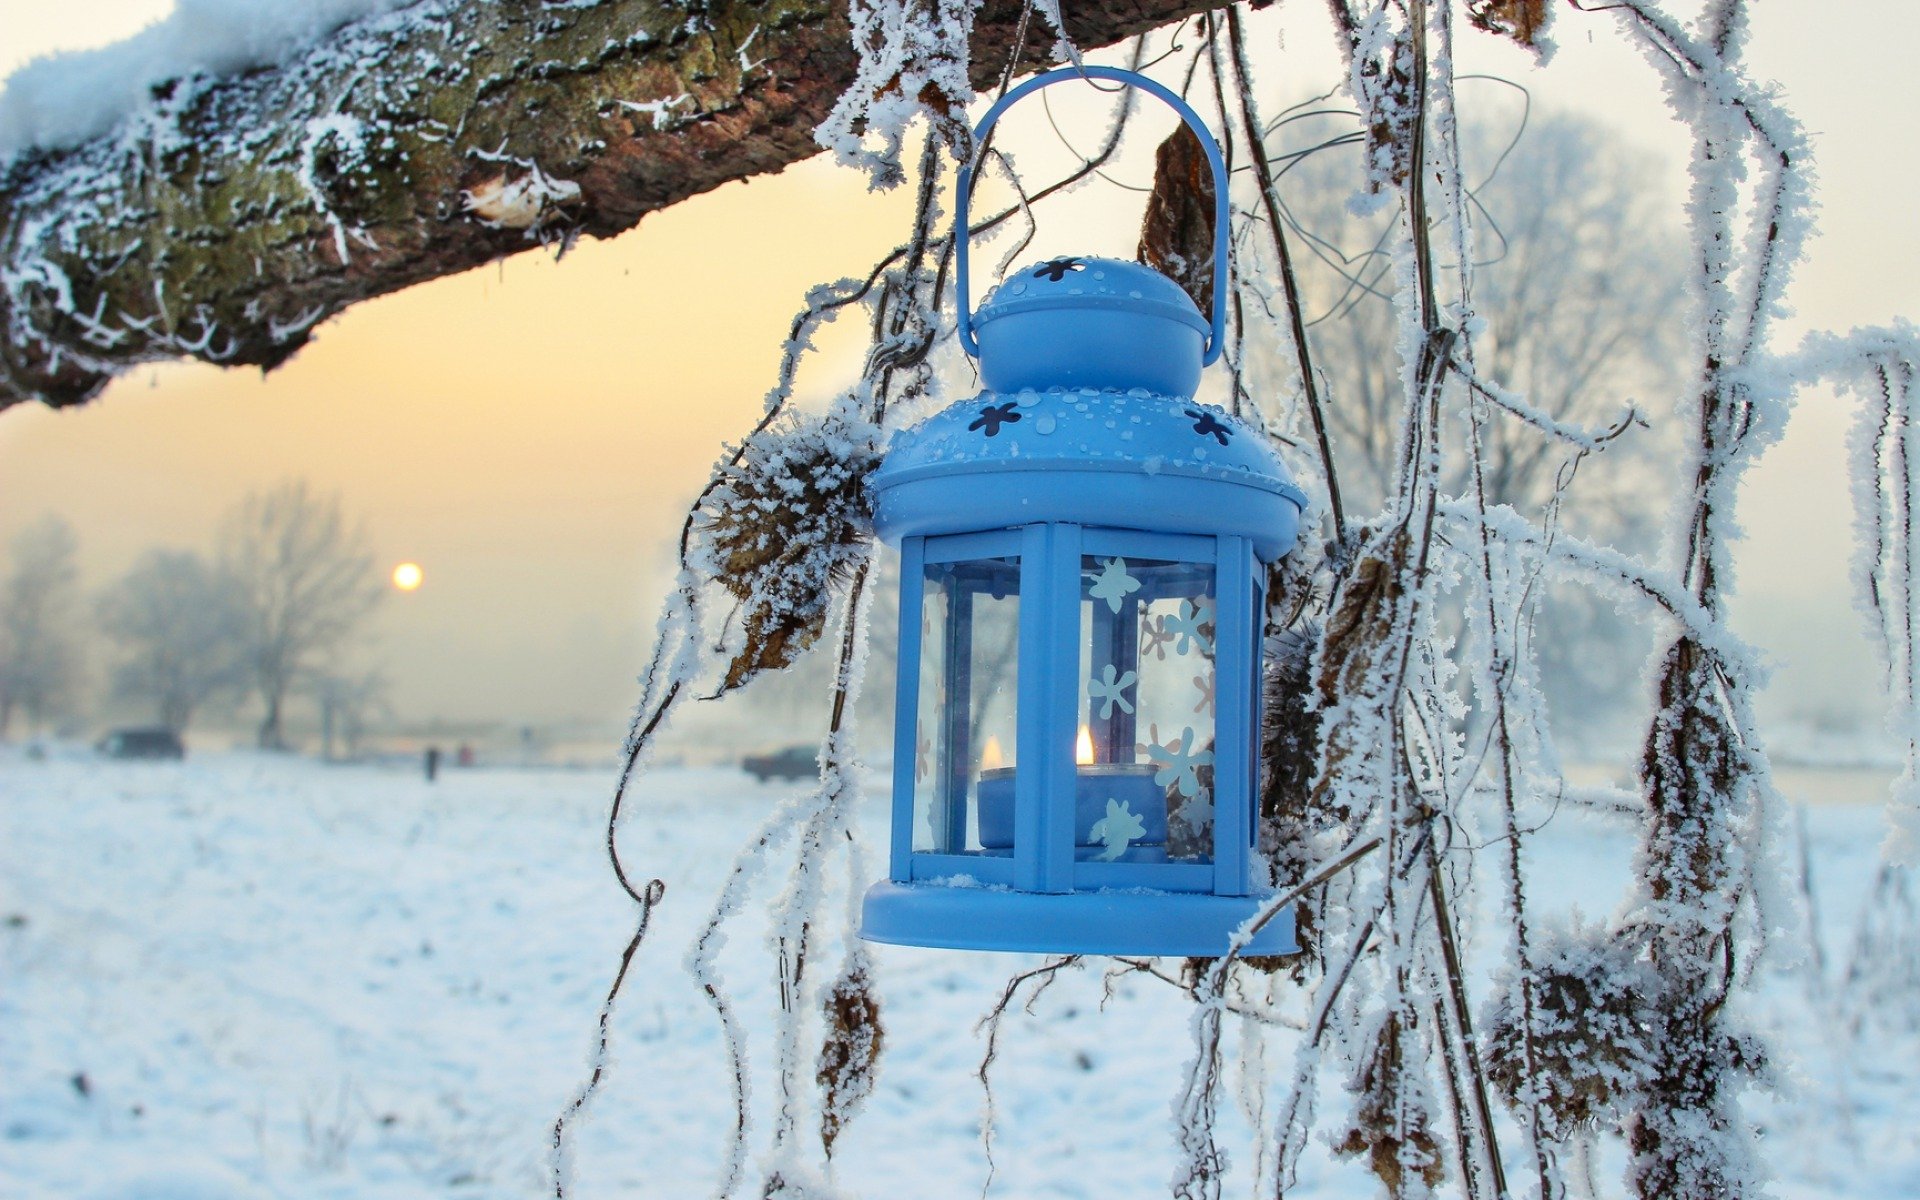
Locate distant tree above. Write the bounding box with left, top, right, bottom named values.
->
left=1264, top=110, right=1686, bottom=748
left=0, top=515, right=84, bottom=737
left=1275, top=109, right=1685, bottom=519
left=219, top=482, right=383, bottom=750
left=96, top=549, right=246, bottom=734
left=305, top=668, right=390, bottom=762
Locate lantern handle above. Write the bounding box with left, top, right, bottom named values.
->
left=955, top=66, right=1230, bottom=367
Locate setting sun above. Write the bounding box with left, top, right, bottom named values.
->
left=391, top=561, right=424, bottom=592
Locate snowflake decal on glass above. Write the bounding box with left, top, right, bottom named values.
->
left=1164, top=597, right=1214, bottom=656
left=1033, top=256, right=1085, bottom=282
left=968, top=401, right=1021, bottom=437
left=1087, top=664, right=1138, bottom=718
left=1086, top=557, right=1141, bottom=614
left=1087, top=797, right=1146, bottom=861
left=1185, top=408, right=1232, bottom=446
left=1145, top=726, right=1213, bottom=798
left=1169, top=785, right=1213, bottom=848
left=1191, top=670, right=1215, bottom=717
left=914, top=724, right=931, bottom=782
left=1139, top=613, right=1174, bottom=661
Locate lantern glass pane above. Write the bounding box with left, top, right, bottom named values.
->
left=1077, top=554, right=1216, bottom=864
left=913, top=556, right=1020, bottom=857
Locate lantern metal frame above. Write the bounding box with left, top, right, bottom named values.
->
left=857, top=65, right=1306, bottom=957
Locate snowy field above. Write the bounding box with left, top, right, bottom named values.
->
left=3, top=749, right=1916, bottom=1199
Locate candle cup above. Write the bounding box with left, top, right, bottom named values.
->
left=976, top=767, right=1018, bottom=849
left=1075, top=764, right=1166, bottom=849
left=974, top=763, right=1167, bottom=851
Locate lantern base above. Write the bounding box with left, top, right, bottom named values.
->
left=858, top=880, right=1299, bottom=957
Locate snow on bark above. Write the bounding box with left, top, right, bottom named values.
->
left=0, top=0, right=422, bottom=159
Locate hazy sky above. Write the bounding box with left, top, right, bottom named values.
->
left=0, top=2, right=1914, bottom=742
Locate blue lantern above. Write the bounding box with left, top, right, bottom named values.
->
left=859, top=67, right=1311, bottom=956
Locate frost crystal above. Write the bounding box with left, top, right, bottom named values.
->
left=812, top=0, right=982, bottom=186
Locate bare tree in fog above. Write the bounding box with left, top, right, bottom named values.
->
left=305, top=668, right=389, bottom=762
left=220, top=482, right=383, bottom=750
left=96, top=549, right=246, bottom=734
left=0, top=515, right=84, bottom=737
left=1274, top=109, right=1684, bottom=516
left=1265, top=110, right=1685, bottom=744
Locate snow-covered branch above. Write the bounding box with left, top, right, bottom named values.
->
left=0, top=0, right=1231, bottom=412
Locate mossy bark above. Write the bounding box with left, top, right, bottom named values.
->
left=0, top=0, right=1224, bottom=412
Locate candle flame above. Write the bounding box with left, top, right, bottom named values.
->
left=980, top=735, right=1005, bottom=772
left=1076, top=724, right=1095, bottom=766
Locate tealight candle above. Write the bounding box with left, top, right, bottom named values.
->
left=975, top=728, right=1166, bottom=854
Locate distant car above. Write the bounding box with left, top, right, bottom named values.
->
left=742, top=744, right=817, bottom=782
left=96, top=728, right=186, bottom=760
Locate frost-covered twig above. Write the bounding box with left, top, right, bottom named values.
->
left=1224, top=5, right=1348, bottom=539
left=550, top=876, right=666, bottom=1199
left=1778, top=324, right=1920, bottom=861
left=975, top=956, right=1082, bottom=1197
left=1170, top=835, right=1381, bottom=1200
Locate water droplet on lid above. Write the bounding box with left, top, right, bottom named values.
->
left=1192, top=446, right=1209, bottom=460
left=1015, top=389, right=1042, bottom=408
left=1092, top=270, right=1106, bottom=280
left=1120, top=429, right=1134, bottom=441
left=1129, top=290, right=1143, bottom=299
left=1012, top=282, right=1027, bottom=294
left=1068, top=287, right=1083, bottom=295
left=1034, top=413, right=1057, bottom=435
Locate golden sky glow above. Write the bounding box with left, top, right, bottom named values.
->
left=1, top=2, right=1916, bottom=731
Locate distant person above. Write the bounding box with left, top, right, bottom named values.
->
left=424, top=745, right=441, bottom=783
left=456, top=743, right=474, bottom=768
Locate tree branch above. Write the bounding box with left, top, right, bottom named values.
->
left=0, top=0, right=1226, bottom=412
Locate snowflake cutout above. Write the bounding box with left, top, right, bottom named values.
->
left=1164, top=597, right=1214, bottom=656
left=1087, top=664, right=1138, bottom=719
left=1185, top=408, right=1233, bottom=446
left=1191, top=670, right=1215, bottom=717
left=1087, top=797, right=1146, bottom=861
left=1147, top=726, right=1213, bottom=798
left=1033, top=256, right=1085, bottom=282
left=914, top=724, right=931, bottom=782
left=1086, top=557, right=1141, bottom=614
left=968, top=401, right=1021, bottom=437
left=1139, top=613, right=1174, bottom=661
left=1169, top=786, right=1213, bottom=845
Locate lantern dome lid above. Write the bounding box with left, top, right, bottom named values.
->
left=971, top=257, right=1209, bottom=395
left=976, top=256, right=1207, bottom=336
left=871, top=386, right=1311, bottom=561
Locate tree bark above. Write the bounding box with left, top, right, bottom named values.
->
left=0, top=0, right=1224, bottom=413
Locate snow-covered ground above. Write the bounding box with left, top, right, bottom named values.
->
left=2, top=749, right=1916, bottom=1199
